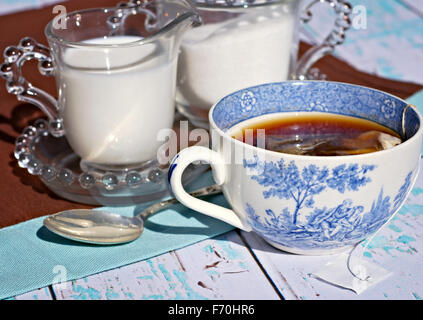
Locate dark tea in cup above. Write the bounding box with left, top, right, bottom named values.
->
left=231, top=112, right=402, bottom=156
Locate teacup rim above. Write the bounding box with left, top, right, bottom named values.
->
left=209, top=80, right=423, bottom=161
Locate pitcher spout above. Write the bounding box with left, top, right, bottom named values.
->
left=158, top=3, right=202, bottom=39
left=131, top=0, right=201, bottom=37
left=122, top=0, right=201, bottom=57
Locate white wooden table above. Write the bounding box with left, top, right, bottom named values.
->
left=12, top=158, right=423, bottom=300
left=7, top=0, right=423, bottom=301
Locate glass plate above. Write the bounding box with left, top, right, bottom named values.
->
left=14, top=118, right=209, bottom=206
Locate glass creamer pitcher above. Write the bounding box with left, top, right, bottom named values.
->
left=176, top=0, right=352, bottom=128
left=0, top=0, right=200, bottom=171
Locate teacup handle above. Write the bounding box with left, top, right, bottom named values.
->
left=295, top=0, right=352, bottom=80
left=169, top=146, right=252, bottom=231
left=0, top=37, right=64, bottom=137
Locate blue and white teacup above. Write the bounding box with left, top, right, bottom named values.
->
left=169, top=81, right=423, bottom=255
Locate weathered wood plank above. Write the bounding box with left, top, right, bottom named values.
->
left=52, top=231, right=280, bottom=300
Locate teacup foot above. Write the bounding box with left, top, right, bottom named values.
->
left=263, top=239, right=354, bottom=256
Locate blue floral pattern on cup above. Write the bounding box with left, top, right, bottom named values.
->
left=212, top=81, right=420, bottom=139
left=243, top=155, right=414, bottom=250
left=168, top=154, right=179, bottom=185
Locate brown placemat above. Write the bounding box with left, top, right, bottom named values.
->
left=0, top=0, right=422, bottom=228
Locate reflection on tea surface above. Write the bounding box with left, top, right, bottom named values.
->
left=231, top=113, right=402, bottom=156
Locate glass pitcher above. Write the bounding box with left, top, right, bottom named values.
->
left=0, top=0, right=200, bottom=171
left=176, top=0, right=352, bottom=128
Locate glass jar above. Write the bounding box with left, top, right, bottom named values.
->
left=176, top=0, right=352, bottom=128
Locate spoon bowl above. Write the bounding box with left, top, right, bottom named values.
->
left=43, top=210, right=144, bottom=245
left=43, top=184, right=222, bottom=245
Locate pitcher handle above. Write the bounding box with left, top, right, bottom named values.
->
left=0, top=37, right=64, bottom=137
left=169, top=146, right=252, bottom=231
left=295, top=0, right=352, bottom=80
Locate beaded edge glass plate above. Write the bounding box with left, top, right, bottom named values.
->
left=14, top=119, right=209, bottom=205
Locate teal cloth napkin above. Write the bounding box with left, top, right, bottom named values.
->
left=0, top=172, right=234, bottom=299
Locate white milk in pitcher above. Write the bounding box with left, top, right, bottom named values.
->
left=59, top=36, right=177, bottom=166
left=176, top=6, right=296, bottom=111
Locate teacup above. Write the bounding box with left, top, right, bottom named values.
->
left=0, top=1, right=200, bottom=171
left=169, top=81, right=423, bottom=255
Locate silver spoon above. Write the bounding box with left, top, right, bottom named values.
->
left=43, top=184, right=222, bottom=245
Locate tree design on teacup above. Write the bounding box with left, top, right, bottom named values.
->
left=243, top=156, right=414, bottom=250
left=243, top=157, right=376, bottom=225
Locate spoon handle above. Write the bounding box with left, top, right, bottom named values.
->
left=136, top=184, right=223, bottom=220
